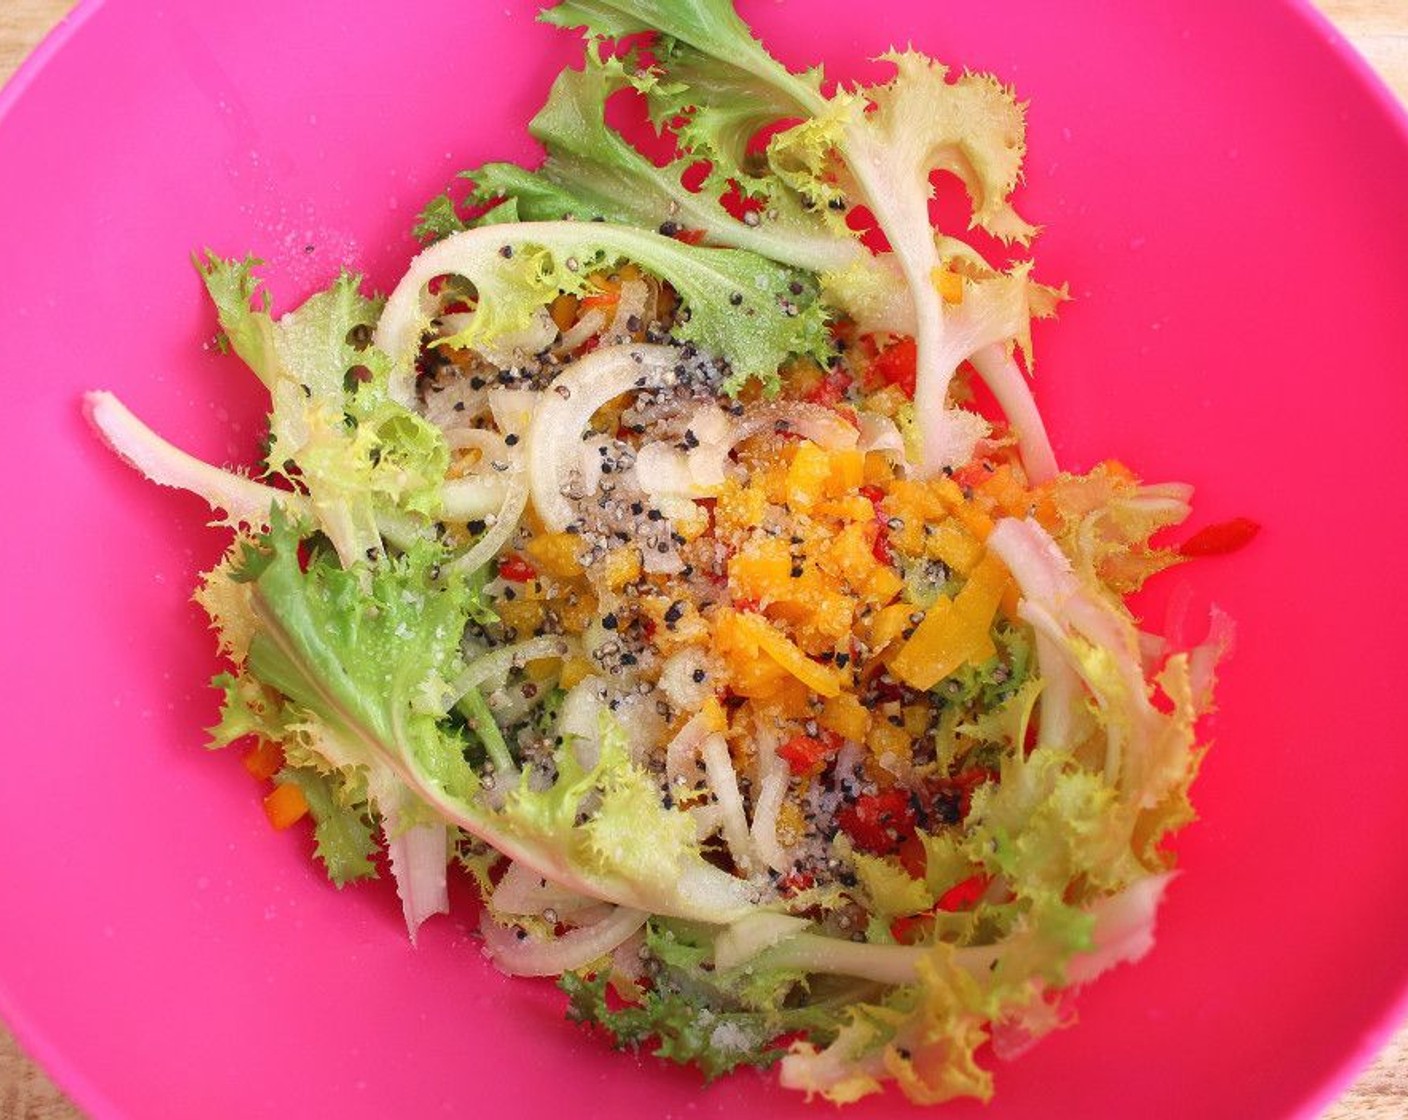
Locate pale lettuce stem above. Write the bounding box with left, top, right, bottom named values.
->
left=457, top=685, right=516, bottom=775
left=967, top=343, right=1058, bottom=484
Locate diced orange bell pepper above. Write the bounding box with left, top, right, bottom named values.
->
left=262, top=783, right=309, bottom=831
left=786, top=440, right=832, bottom=512
left=242, top=739, right=283, bottom=782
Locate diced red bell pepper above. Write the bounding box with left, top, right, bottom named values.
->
left=950, top=459, right=996, bottom=491
left=889, top=872, right=992, bottom=943
left=497, top=554, right=537, bottom=583
left=889, top=909, right=933, bottom=945
left=858, top=485, right=893, bottom=565
left=837, top=788, right=916, bottom=856
left=777, top=731, right=843, bottom=776
left=869, top=336, right=918, bottom=397
left=896, top=832, right=927, bottom=880
left=803, top=369, right=853, bottom=408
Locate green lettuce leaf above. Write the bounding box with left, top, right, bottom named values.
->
left=196, top=256, right=449, bottom=565
left=374, top=221, right=832, bottom=399
left=275, top=765, right=380, bottom=887
left=444, top=46, right=865, bottom=283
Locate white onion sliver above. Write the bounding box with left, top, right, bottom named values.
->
left=689, top=803, right=724, bottom=841
left=749, top=753, right=792, bottom=874
left=490, top=859, right=606, bottom=918
left=601, top=278, right=649, bottom=346
left=527, top=343, right=680, bottom=531
left=658, top=648, right=713, bottom=713
left=637, top=399, right=858, bottom=502
left=700, top=733, right=756, bottom=873
left=487, top=388, right=539, bottom=439
left=611, top=929, right=649, bottom=985
left=557, top=307, right=607, bottom=352
left=453, top=634, right=572, bottom=704
left=556, top=675, right=609, bottom=769
left=664, top=706, right=715, bottom=787
left=857, top=411, right=908, bottom=461
left=480, top=905, right=649, bottom=977
left=441, top=428, right=512, bottom=521
left=448, top=458, right=529, bottom=576
left=631, top=442, right=695, bottom=495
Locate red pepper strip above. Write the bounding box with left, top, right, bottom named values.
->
left=936, top=873, right=991, bottom=912
left=950, top=460, right=997, bottom=491
left=777, top=731, right=843, bottom=777
left=869, top=336, right=918, bottom=398
left=497, top=554, right=537, bottom=583
left=889, top=910, right=932, bottom=945
left=859, top=485, right=893, bottom=566
left=837, top=789, right=916, bottom=856
left=1179, top=517, right=1261, bottom=557
left=889, top=873, right=992, bottom=944
left=896, top=832, right=927, bottom=880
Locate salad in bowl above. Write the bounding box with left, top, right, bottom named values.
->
left=86, top=0, right=1234, bottom=1105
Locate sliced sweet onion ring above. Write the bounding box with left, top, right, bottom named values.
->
left=600, top=277, right=649, bottom=346
left=480, top=903, right=649, bottom=977
left=526, top=343, right=679, bottom=531
left=663, top=705, right=716, bottom=788
left=857, top=411, right=907, bottom=462
left=490, top=858, right=606, bottom=918
left=748, top=735, right=792, bottom=874
left=452, top=635, right=572, bottom=707
left=441, top=428, right=511, bottom=521
left=556, top=308, right=607, bottom=352
left=487, top=388, right=538, bottom=439
left=448, top=455, right=528, bottom=576
left=636, top=400, right=859, bottom=501
left=700, top=733, right=757, bottom=875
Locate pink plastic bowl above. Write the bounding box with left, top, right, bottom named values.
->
left=2, top=2, right=1406, bottom=1117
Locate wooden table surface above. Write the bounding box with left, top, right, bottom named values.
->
left=2, top=1, right=1406, bottom=1117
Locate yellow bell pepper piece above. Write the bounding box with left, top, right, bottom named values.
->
left=888, top=552, right=1010, bottom=690
left=714, top=608, right=844, bottom=698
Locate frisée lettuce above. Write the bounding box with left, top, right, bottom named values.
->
left=83, top=0, right=1240, bottom=1106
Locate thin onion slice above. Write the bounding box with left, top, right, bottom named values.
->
left=664, top=705, right=716, bottom=788
left=480, top=904, right=649, bottom=977
left=600, top=277, right=649, bottom=346
left=635, top=399, right=859, bottom=501
left=557, top=308, right=608, bottom=352
left=441, top=428, right=512, bottom=521
left=490, top=858, right=606, bottom=918
left=451, top=635, right=572, bottom=706
left=448, top=454, right=529, bottom=576
left=748, top=736, right=792, bottom=874
left=527, top=343, right=680, bottom=531
left=700, top=733, right=757, bottom=875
